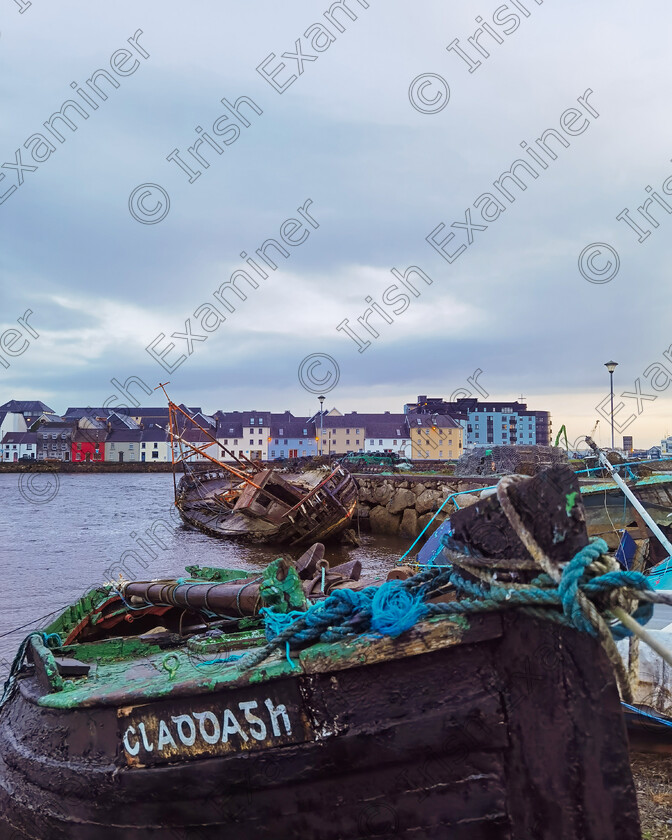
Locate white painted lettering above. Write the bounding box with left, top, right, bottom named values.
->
left=193, top=711, right=221, bottom=745
left=221, top=709, right=249, bottom=743
left=238, top=700, right=267, bottom=741
left=157, top=719, right=177, bottom=751
left=138, top=721, right=154, bottom=752
left=265, top=699, right=292, bottom=736
left=123, top=726, right=140, bottom=756
left=171, top=714, right=197, bottom=746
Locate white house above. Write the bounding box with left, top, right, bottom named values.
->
left=1, top=431, right=38, bottom=461
left=363, top=419, right=411, bottom=456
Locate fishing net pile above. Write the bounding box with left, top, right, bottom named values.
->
left=454, top=445, right=568, bottom=477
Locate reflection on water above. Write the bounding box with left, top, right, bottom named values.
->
left=0, top=473, right=410, bottom=676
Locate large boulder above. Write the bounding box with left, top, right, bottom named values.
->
left=455, top=492, right=480, bottom=509
left=369, top=505, right=401, bottom=536
left=356, top=480, right=375, bottom=504
left=387, top=488, right=416, bottom=515
left=415, top=489, right=442, bottom=515
left=371, top=482, right=394, bottom=506
left=400, top=507, right=418, bottom=538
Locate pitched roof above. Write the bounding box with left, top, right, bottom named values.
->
left=365, top=421, right=410, bottom=439
left=107, top=411, right=141, bottom=430
left=37, top=421, right=75, bottom=433
left=322, top=412, right=407, bottom=429
left=409, top=414, right=461, bottom=430
left=140, top=425, right=169, bottom=442
left=269, top=414, right=315, bottom=438
left=0, top=400, right=54, bottom=414
left=1, top=432, right=37, bottom=444
left=216, top=421, right=243, bottom=438
left=73, top=428, right=107, bottom=443
left=106, top=429, right=143, bottom=443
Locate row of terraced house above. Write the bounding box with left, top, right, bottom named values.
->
left=0, top=400, right=467, bottom=463
left=0, top=396, right=555, bottom=464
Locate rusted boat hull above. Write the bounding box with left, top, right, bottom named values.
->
left=0, top=613, right=640, bottom=840
left=176, top=467, right=358, bottom=546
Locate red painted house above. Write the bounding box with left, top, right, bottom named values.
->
left=71, top=428, right=106, bottom=462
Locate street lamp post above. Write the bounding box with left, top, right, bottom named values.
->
left=318, top=395, right=325, bottom=457
left=604, top=360, right=618, bottom=450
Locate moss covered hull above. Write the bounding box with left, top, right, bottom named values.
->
left=0, top=613, right=640, bottom=840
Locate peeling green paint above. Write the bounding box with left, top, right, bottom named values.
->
left=565, top=491, right=578, bottom=516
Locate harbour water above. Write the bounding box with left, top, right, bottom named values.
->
left=0, top=472, right=408, bottom=678
left=2, top=471, right=670, bottom=680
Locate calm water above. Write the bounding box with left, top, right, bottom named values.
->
left=0, top=473, right=408, bottom=677
left=1, top=473, right=670, bottom=680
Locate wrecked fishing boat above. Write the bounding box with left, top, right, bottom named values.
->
left=580, top=472, right=672, bottom=535
left=0, top=464, right=654, bottom=839
left=165, top=393, right=358, bottom=546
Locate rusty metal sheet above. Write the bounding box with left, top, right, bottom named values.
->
left=118, top=680, right=312, bottom=767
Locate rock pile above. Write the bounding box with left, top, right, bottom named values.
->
left=354, top=476, right=485, bottom=539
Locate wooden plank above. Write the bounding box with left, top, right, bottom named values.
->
left=298, top=613, right=503, bottom=675
left=496, top=614, right=641, bottom=840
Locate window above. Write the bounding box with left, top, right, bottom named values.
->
left=249, top=428, right=254, bottom=435
left=26, top=444, right=32, bottom=449
left=346, top=428, right=350, bottom=434
left=249, top=419, right=254, bottom=425
left=258, top=418, right=263, bottom=425
left=129, top=444, right=134, bottom=450
left=152, top=451, right=159, bottom=458
left=153, top=442, right=158, bottom=448
left=271, top=450, right=275, bottom=457
left=369, top=439, right=374, bottom=444
left=279, top=428, right=284, bottom=436
left=141, top=443, right=146, bottom=449
left=234, top=439, right=238, bottom=445
left=346, top=440, right=350, bottom=445
left=303, top=429, right=307, bottom=435
left=356, top=440, right=359, bottom=445
left=378, top=439, right=383, bottom=445
left=299, top=440, right=303, bottom=445
left=258, top=440, right=263, bottom=445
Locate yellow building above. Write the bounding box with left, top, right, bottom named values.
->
left=319, top=410, right=366, bottom=456
left=409, top=415, right=463, bottom=460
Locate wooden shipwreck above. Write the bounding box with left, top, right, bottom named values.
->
left=166, top=395, right=358, bottom=546
left=0, top=466, right=643, bottom=839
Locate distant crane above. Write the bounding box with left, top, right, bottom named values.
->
left=554, top=419, right=599, bottom=454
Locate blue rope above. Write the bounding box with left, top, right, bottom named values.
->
left=196, top=654, right=244, bottom=666
left=259, top=539, right=655, bottom=652
left=42, top=632, right=62, bottom=649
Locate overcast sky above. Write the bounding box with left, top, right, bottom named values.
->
left=1, top=0, right=672, bottom=448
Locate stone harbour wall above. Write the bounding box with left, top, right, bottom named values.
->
left=353, top=474, right=496, bottom=539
